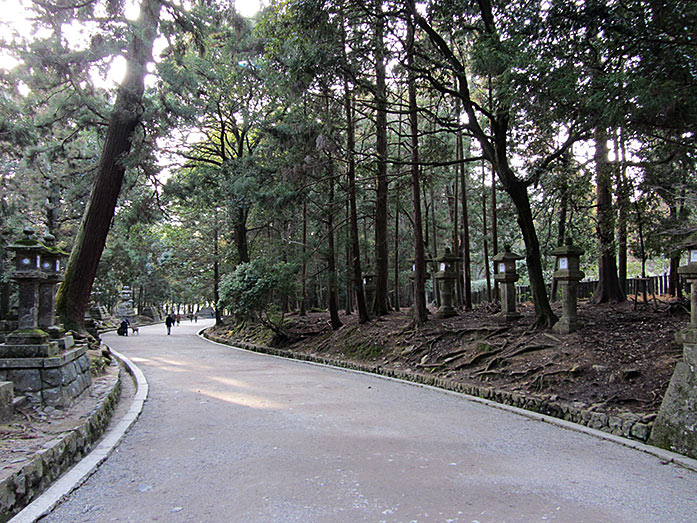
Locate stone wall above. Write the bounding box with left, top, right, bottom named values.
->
left=0, top=365, right=121, bottom=521
left=0, top=347, right=92, bottom=407
left=204, top=332, right=654, bottom=443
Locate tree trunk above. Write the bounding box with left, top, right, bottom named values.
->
left=506, top=170, right=558, bottom=327
left=233, top=207, right=250, bottom=263
left=551, top=154, right=569, bottom=302
left=491, top=164, right=499, bottom=302
left=481, top=162, right=491, bottom=301
left=55, top=0, right=161, bottom=332
left=407, top=1, right=428, bottom=325
left=300, top=199, right=307, bottom=316
left=327, top=166, right=342, bottom=330
left=592, top=127, right=626, bottom=303
left=373, top=0, right=390, bottom=317
left=616, top=132, right=629, bottom=294
left=344, top=76, right=369, bottom=323
left=458, top=132, right=472, bottom=310
left=213, top=219, right=222, bottom=325
left=344, top=199, right=353, bottom=314
left=394, top=198, right=400, bottom=310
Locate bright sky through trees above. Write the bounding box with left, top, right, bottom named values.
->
left=0, top=0, right=262, bottom=72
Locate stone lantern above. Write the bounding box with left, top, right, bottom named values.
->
left=492, top=244, right=524, bottom=321
left=675, top=238, right=697, bottom=345
left=650, top=237, right=697, bottom=458
left=363, top=273, right=376, bottom=310
left=4, top=227, right=51, bottom=351
left=551, top=240, right=585, bottom=334
left=434, top=247, right=459, bottom=318
left=37, top=234, right=67, bottom=337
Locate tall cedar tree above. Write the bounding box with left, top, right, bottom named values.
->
left=56, top=0, right=162, bottom=331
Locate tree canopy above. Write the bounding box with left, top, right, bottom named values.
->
left=1, top=0, right=695, bottom=330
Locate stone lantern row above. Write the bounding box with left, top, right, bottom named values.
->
left=410, top=241, right=586, bottom=333
left=0, top=227, right=92, bottom=408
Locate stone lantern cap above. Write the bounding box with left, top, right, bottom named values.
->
left=7, top=227, right=46, bottom=278
left=551, top=240, right=584, bottom=281
left=677, top=234, right=697, bottom=279
left=434, top=247, right=459, bottom=278
left=493, top=244, right=523, bottom=282
left=39, top=233, right=69, bottom=278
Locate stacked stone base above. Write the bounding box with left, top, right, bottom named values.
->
left=0, top=347, right=92, bottom=408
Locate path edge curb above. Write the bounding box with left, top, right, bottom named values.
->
left=201, top=330, right=697, bottom=473
left=9, top=348, right=149, bottom=523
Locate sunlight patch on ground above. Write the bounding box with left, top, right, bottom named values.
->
left=207, top=375, right=255, bottom=389
left=194, top=388, right=284, bottom=410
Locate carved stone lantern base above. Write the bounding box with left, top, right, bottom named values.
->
left=649, top=341, right=697, bottom=459
left=552, top=315, right=579, bottom=335
left=435, top=305, right=457, bottom=319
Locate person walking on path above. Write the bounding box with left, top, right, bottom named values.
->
left=165, top=313, right=174, bottom=335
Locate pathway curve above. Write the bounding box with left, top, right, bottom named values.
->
left=41, top=320, right=696, bottom=522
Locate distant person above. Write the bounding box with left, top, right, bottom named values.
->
left=117, top=318, right=130, bottom=337
left=194, top=313, right=198, bottom=323
left=176, top=313, right=181, bottom=326
left=165, top=314, right=175, bottom=335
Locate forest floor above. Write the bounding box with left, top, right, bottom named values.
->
left=208, top=297, right=688, bottom=420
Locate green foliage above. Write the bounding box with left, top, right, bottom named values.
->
left=218, top=259, right=298, bottom=322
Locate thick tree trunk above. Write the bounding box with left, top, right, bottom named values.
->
left=344, top=77, right=369, bottom=323
left=373, top=0, right=390, bottom=317
left=407, top=2, right=428, bottom=325
left=592, top=127, right=626, bottom=303
left=55, top=0, right=161, bottom=331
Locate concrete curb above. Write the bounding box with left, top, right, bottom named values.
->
left=10, top=349, right=148, bottom=523
left=200, top=331, right=697, bottom=474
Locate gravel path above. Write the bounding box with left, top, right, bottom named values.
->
left=41, top=320, right=696, bottom=522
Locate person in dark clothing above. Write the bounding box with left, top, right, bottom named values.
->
left=165, top=314, right=175, bottom=335
left=117, top=319, right=129, bottom=336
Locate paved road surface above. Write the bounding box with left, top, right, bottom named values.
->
left=42, top=320, right=696, bottom=522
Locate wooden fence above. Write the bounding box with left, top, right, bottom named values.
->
left=468, top=273, right=685, bottom=306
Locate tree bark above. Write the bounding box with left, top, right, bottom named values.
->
left=327, top=165, right=342, bottom=330
left=616, top=132, right=629, bottom=294
left=344, top=76, right=369, bottom=323
left=413, top=2, right=558, bottom=327
left=213, top=218, right=222, bottom=325
left=373, top=0, right=390, bottom=317
left=407, top=0, right=428, bottom=325
left=394, top=198, right=400, bottom=310
left=481, top=162, right=491, bottom=301
left=233, top=207, right=250, bottom=263
left=300, top=199, right=307, bottom=316
left=56, top=0, right=161, bottom=331
left=458, top=132, right=472, bottom=310
left=592, top=127, right=626, bottom=303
